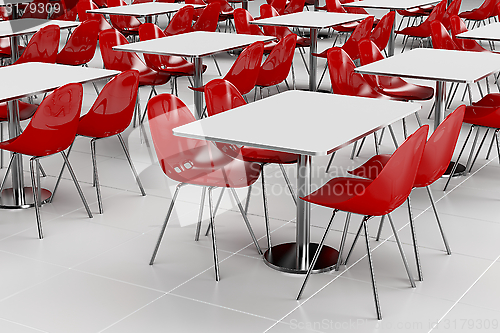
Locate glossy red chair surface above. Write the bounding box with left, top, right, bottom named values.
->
left=430, top=20, right=461, bottom=50
left=21, top=0, right=51, bottom=19
left=147, top=93, right=264, bottom=280
left=370, top=11, right=395, bottom=52
left=77, top=0, right=113, bottom=32
left=441, top=0, right=462, bottom=30
left=269, top=0, right=286, bottom=14
left=255, top=34, right=297, bottom=88
left=93, top=0, right=107, bottom=7
left=260, top=4, right=311, bottom=47
left=50, top=0, right=79, bottom=21
left=450, top=15, right=490, bottom=52
left=192, top=2, right=220, bottom=32
left=341, top=0, right=380, bottom=26
left=283, top=0, right=305, bottom=14
left=297, top=125, right=429, bottom=320
left=53, top=71, right=145, bottom=214
left=396, top=0, right=447, bottom=39
left=204, top=79, right=298, bottom=250
left=185, top=0, right=206, bottom=19
left=233, top=8, right=277, bottom=54
left=14, top=25, right=60, bottom=65
left=205, top=0, right=234, bottom=21
left=191, top=41, right=264, bottom=95
left=0, top=83, right=92, bottom=239
left=358, top=39, right=434, bottom=101
left=325, top=0, right=358, bottom=33
left=459, top=0, right=498, bottom=22
left=56, top=19, right=100, bottom=66
left=164, top=5, right=194, bottom=36
left=107, top=0, right=142, bottom=37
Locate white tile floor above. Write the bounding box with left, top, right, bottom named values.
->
left=1, top=0, right=500, bottom=332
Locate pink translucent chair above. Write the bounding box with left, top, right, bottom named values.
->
left=147, top=93, right=264, bottom=281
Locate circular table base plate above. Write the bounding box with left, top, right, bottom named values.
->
left=442, top=161, right=466, bottom=178
left=0, top=188, right=51, bottom=209
left=263, top=242, right=339, bottom=274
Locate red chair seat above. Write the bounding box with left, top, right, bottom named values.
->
left=463, top=105, right=500, bottom=128
left=472, top=93, right=500, bottom=107
left=239, top=147, right=298, bottom=164
left=0, top=101, right=38, bottom=121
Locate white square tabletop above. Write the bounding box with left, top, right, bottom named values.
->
left=355, top=48, right=500, bottom=83
left=173, top=90, right=421, bottom=156
left=0, top=18, right=79, bottom=38
left=251, top=11, right=367, bottom=29
left=86, top=2, right=205, bottom=17
left=455, top=22, right=500, bottom=42
left=341, top=0, right=440, bottom=10
left=0, top=63, right=119, bottom=103
left=113, top=31, right=276, bottom=58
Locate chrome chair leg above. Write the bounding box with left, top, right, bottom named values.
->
left=387, top=213, right=416, bottom=287
left=117, top=134, right=146, bottom=196
left=60, top=151, right=93, bottom=219
left=244, top=185, right=252, bottom=215
left=444, top=125, right=474, bottom=191
left=426, top=186, right=451, bottom=255
left=373, top=131, right=379, bottom=155
left=90, top=138, right=103, bottom=214
left=363, top=216, right=382, bottom=320
left=325, top=152, right=336, bottom=173
left=335, top=212, right=351, bottom=271
left=279, top=164, right=297, bottom=206
left=469, top=128, right=489, bottom=172
left=208, top=187, right=220, bottom=281
left=355, top=137, right=366, bottom=157
left=296, top=209, right=338, bottom=300
left=195, top=187, right=207, bottom=241
left=405, top=197, right=422, bottom=281
left=150, top=183, right=184, bottom=265
left=388, top=125, right=399, bottom=148
left=402, top=117, right=408, bottom=139
left=344, top=217, right=364, bottom=266
left=204, top=187, right=225, bottom=237
left=51, top=142, right=75, bottom=203
left=465, top=126, right=481, bottom=174
left=229, top=187, right=263, bottom=255
left=414, top=111, right=422, bottom=127
left=0, top=153, right=14, bottom=194
left=30, top=157, right=43, bottom=239
left=485, top=129, right=498, bottom=160
left=350, top=141, right=358, bottom=160
left=378, top=127, right=385, bottom=145
left=375, top=215, right=385, bottom=241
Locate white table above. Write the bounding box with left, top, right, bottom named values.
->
left=455, top=22, right=500, bottom=42
left=114, top=31, right=275, bottom=119
left=0, top=63, right=118, bottom=209
left=0, top=18, right=79, bottom=61
left=251, top=12, right=367, bottom=91
left=174, top=90, right=421, bottom=274
left=356, top=48, right=500, bottom=129
left=87, top=2, right=205, bottom=24
left=342, top=0, right=440, bottom=56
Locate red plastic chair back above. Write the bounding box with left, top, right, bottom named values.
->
left=342, top=0, right=370, bottom=15
left=77, top=0, right=113, bottom=31
left=56, top=19, right=100, bottom=65
left=327, top=47, right=384, bottom=98
left=269, top=0, right=286, bottom=14
left=107, top=0, right=142, bottom=32
left=430, top=20, right=461, bottom=50
left=414, top=105, right=465, bottom=187
left=441, top=0, right=462, bottom=30
left=426, top=0, right=447, bottom=22
left=192, top=2, right=220, bottom=32
left=21, top=0, right=51, bottom=19
left=77, top=70, right=140, bottom=138
left=460, top=0, right=498, bottom=20
left=93, top=0, right=107, bottom=7
left=370, top=11, right=395, bottom=51
left=325, top=0, right=347, bottom=13
left=164, top=5, right=194, bottom=36
left=255, top=34, right=296, bottom=87
left=341, top=16, right=374, bottom=60
left=6, top=83, right=83, bottom=157
left=283, top=0, right=305, bottom=14
left=15, top=25, right=60, bottom=65
left=205, top=79, right=246, bottom=118
left=450, top=15, right=488, bottom=52
left=99, top=28, right=150, bottom=73
left=50, top=0, right=79, bottom=21
left=234, top=8, right=265, bottom=36
left=223, top=41, right=264, bottom=95
left=260, top=4, right=294, bottom=39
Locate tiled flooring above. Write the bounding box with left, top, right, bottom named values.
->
left=1, top=1, right=500, bottom=332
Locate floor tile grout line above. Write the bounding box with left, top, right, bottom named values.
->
left=0, top=317, right=50, bottom=333
left=427, top=253, right=500, bottom=333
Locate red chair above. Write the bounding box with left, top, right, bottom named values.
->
left=14, top=25, right=60, bottom=65
left=341, top=0, right=380, bottom=26
left=77, top=0, right=113, bottom=32
left=107, top=0, right=142, bottom=39
left=255, top=34, right=297, bottom=96
left=50, top=0, right=79, bottom=21
left=190, top=41, right=264, bottom=97
left=296, top=125, right=429, bottom=320
left=56, top=19, right=100, bottom=66
left=450, top=15, right=491, bottom=52
left=191, top=2, right=220, bottom=32
left=52, top=71, right=145, bottom=214
left=204, top=79, right=298, bottom=251
left=325, top=0, right=358, bottom=37
left=233, top=8, right=277, bottom=54
left=164, top=5, right=194, bottom=36
left=0, top=37, right=25, bottom=64
left=370, top=11, right=395, bottom=54
left=0, top=83, right=93, bottom=239
left=185, top=0, right=206, bottom=20
left=396, top=0, right=447, bottom=51
left=21, top=0, right=51, bottom=19
left=349, top=106, right=465, bottom=280
left=99, top=29, right=170, bottom=124
left=441, top=0, right=462, bottom=30
left=459, top=0, right=498, bottom=28
left=268, top=0, right=286, bottom=14
left=147, top=93, right=264, bottom=281
left=138, top=23, right=205, bottom=96
left=315, top=16, right=374, bottom=87
left=283, top=0, right=305, bottom=14
left=205, top=0, right=235, bottom=28
left=93, top=0, right=107, bottom=7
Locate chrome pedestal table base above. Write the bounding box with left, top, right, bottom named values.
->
left=0, top=188, right=51, bottom=209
